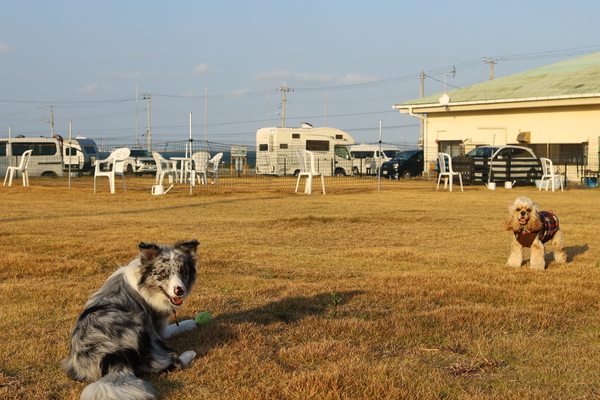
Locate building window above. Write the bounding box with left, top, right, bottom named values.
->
left=437, top=140, right=463, bottom=157
left=528, top=143, right=586, bottom=164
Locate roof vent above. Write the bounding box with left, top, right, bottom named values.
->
left=517, top=131, right=530, bottom=143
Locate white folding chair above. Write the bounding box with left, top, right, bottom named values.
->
left=152, top=151, right=178, bottom=185
left=539, top=157, right=564, bottom=192
left=295, top=149, right=326, bottom=195
left=207, top=153, right=223, bottom=184
left=94, top=148, right=130, bottom=194
left=436, top=152, right=463, bottom=192
left=190, top=151, right=210, bottom=185
left=4, top=149, right=33, bottom=186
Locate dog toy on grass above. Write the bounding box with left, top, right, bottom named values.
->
left=195, top=311, right=213, bottom=326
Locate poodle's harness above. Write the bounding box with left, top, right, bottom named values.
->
left=516, top=211, right=560, bottom=247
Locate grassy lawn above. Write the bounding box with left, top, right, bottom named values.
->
left=1, top=178, right=599, bottom=399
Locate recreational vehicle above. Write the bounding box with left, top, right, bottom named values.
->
left=256, top=125, right=355, bottom=176
left=349, top=143, right=401, bottom=175
left=63, top=136, right=101, bottom=174
left=0, top=136, right=64, bottom=178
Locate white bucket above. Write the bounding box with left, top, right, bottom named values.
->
left=151, top=184, right=165, bottom=195
left=487, top=182, right=496, bottom=190
left=504, top=181, right=513, bottom=189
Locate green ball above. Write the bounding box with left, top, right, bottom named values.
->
left=195, top=311, right=213, bottom=326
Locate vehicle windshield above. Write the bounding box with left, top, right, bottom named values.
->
left=392, top=150, right=418, bottom=161
left=465, top=147, right=499, bottom=158
left=130, top=150, right=152, bottom=157
left=383, top=150, right=400, bottom=158
left=335, top=146, right=351, bottom=160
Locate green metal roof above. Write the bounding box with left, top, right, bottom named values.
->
left=395, top=52, right=600, bottom=108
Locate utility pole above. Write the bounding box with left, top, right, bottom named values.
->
left=324, top=92, right=328, bottom=127
left=420, top=71, right=425, bottom=147
left=135, top=85, right=139, bottom=146
left=44, top=106, right=55, bottom=138
left=483, top=58, right=498, bottom=80
left=142, top=93, right=152, bottom=151
left=277, top=82, right=293, bottom=127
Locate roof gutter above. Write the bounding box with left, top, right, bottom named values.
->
left=403, top=106, right=430, bottom=177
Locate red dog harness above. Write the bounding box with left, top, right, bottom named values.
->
left=515, top=211, right=560, bottom=247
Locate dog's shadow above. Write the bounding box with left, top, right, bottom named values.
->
left=527, top=244, right=589, bottom=264
left=158, top=290, right=362, bottom=393
left=565, top=244, right=589, bottom=262
left=171, top=290, right=362, bottom=355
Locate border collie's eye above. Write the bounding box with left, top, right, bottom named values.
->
left=180, top=268, right=187, bottom=277
left=158, top=271, right=168, bottom=280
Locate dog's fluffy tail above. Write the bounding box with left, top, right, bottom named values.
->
left=81, top=373, right=157, bottom=400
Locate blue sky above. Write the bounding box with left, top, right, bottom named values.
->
left=2, top=1, right=600, bottom=146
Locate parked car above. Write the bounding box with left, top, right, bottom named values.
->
left=380, top=149, right=424, bottom=179
left=123, top=148, right=157, bottom=175
left=349, top=144, right=400, bottom=175
left=464, top=145, right=541, bottom=185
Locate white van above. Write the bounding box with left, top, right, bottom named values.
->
left=349, top=144, right=400, bottom=175
left=63, top=136, right=101, bottom=174
left=0, top=136, right=64, bottom=177
left=256, top=125, right=355, bottom=176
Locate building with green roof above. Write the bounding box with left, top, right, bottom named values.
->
left=393, top=52, right=600, bottom=183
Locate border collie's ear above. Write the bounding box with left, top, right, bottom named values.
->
left=138, top=242, right=161, bottom=262
left=175, top=239, right=200, bottom=254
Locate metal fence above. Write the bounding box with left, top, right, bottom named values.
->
left=3, top=137, right=599, bottom=192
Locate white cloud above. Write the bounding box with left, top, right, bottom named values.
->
left=82, top=83, right=100, bottom=93
left=0, top=42, right=15, bottom=54
left=254, top=70, right=335, bottom=85
left=336, top=73, right=379, bottom=85
left=194, top=63, right=222, bottom=76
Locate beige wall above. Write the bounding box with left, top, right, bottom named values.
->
left=413, top=104, right=600, bottom=181
left=427, top=105, right=600, bottom=147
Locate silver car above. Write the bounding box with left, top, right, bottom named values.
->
left=124, top=148, right=157, bottom=175
left=464, top=145, right=541, bottom=185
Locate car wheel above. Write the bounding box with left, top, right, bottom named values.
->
left=352, top=166, right=359, bottom=175
left=334, top=168, right=347, bottom=177
left=126, top=164, right=134, bottom=175
left=402, top=170, right=412, bottom=180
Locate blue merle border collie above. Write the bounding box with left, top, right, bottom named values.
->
left=61, top=240, right=200, bottom=400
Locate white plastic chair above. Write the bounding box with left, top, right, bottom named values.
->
left=295, top=149, right=326, bottom=195
left=3, top=149, right=33, bottom=186
left=539, top=157, right=564, bottom=192
left=94, top=148, right=130, bottom=194
left=436, top=152, right=463, bottom=192
left=152, top=151, right=178, bottom=185
left=207, top=152, right=223, bottom=184
left=190, top=151, right=210, bottom=185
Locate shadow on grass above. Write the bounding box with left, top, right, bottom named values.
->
left=220, top=290, right=364, bottom=325
left=180, top=290, right=363, bottom=356
left=565, top=244, right=589, bottom=262
left=156, top=290, right=363, bottom=395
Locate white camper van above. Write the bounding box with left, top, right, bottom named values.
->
left=63, top=136, right=101, bottom=174
left=256, top=125, right=355, bottom=176
left=349, top=144, right=401, bottom=175
left=0, top=136, right=64, bottom=177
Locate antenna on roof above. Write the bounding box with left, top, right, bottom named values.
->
left=439, top=67, right=456, bottom=94
left=483, top=58, right=498, bottom=80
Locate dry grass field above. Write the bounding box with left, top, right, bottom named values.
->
left=1, top=177, right=599, bottom=399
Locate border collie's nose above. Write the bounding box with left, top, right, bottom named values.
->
left=174, top=286, right=185, bottom=296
